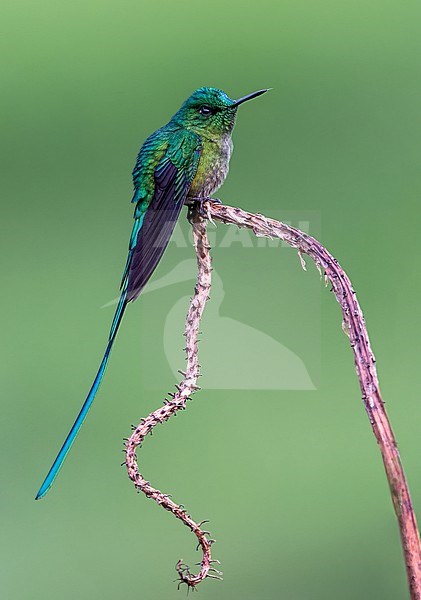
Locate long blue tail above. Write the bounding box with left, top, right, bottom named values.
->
left=35, top=286, right=128, bottom=500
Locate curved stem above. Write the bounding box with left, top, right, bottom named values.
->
left=125, top=200, right=421, bottom=597
left=204, top=200, right=421, bottom=599
left=124, top=208, right=221, bottom=589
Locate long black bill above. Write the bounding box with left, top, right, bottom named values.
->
left=232, top=88, right=269, bottom=107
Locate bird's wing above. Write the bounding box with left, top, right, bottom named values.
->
left=124, top=129, right=202, bottom=302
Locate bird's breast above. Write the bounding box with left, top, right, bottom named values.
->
left=189, top=135, right=233, bottom=198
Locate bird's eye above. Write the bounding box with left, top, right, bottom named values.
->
left=199, top=105, right=212, bottom=116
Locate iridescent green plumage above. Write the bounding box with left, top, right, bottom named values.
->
left=35, top=87, right=268, bottom=499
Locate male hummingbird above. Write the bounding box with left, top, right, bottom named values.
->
left=36, top=86, right=268, bottom=499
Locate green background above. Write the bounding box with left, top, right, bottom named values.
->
left=2, top=1, right=421, bottom=598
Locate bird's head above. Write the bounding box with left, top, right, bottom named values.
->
left=172, top=87, right=269, bottom=138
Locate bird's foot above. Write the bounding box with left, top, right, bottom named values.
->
left=185, top=196, right=222, bottom=216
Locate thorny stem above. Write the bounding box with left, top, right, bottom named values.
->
left=124, top=207, right=219, bottom=589
left=205, top=201, right=421, bottom=599
left=125, top=200, right=421, bottom=597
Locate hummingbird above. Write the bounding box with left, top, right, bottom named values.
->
left=35, top=86, right=269, bottom=499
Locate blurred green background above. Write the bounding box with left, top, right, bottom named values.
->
left=2, top=1, right=421, bottom=598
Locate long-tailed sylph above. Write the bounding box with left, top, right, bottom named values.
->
left=36, top=86, right=268, bottom=499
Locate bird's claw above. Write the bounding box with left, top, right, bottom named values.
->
left=186, top=197, right=222, bottom=217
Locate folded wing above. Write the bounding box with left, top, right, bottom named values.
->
left=126, top=130, right=202, bottom=302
